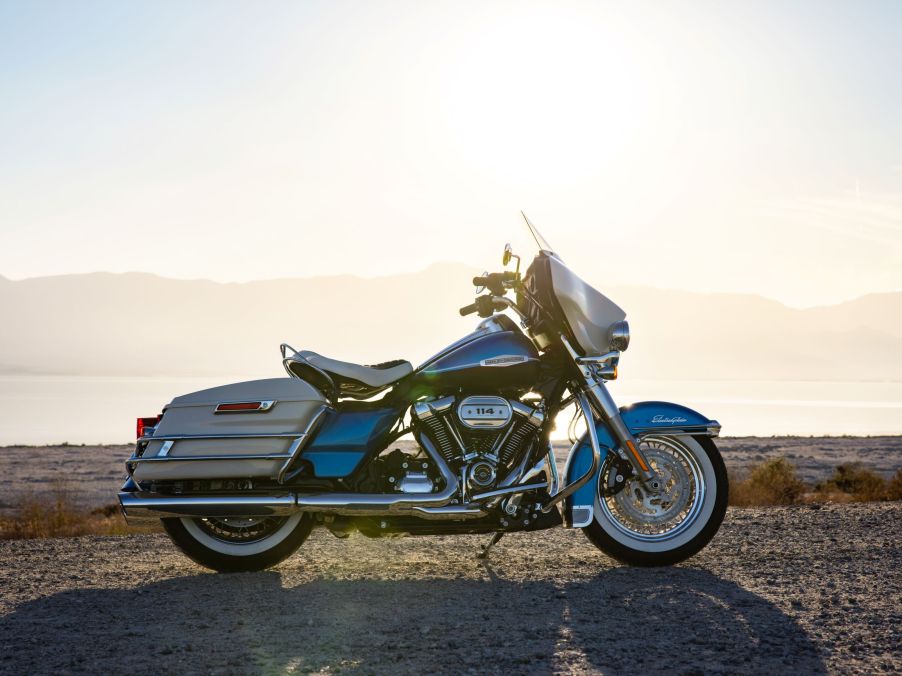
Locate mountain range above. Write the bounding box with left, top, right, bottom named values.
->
left=1, top=264, right=899, bottom=381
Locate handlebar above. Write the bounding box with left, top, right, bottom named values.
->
left=459, top=301, right=479, bottom=316
left=472, top=271, right=519, bottom=292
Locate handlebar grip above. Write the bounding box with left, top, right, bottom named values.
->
left=459, top=302, right=479, bottom=316
left=472, top=276, right=489, bottom=287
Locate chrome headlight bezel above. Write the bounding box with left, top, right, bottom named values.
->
left=609, top=320, right=630, bottom=352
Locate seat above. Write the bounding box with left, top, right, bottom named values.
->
left=283, top=349, right=413, bottom=399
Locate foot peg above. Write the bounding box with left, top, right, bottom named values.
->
left=476, top=532, right=505, bottom=559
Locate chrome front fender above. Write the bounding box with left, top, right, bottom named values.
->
left=563, top=401, right=721, bottom=527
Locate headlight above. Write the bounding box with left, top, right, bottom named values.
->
left=609, top=320, right=630, bottom=352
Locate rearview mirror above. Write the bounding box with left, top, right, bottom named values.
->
left=503, top=243, right=513, bottom=266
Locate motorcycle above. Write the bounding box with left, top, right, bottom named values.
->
left=118, top=215, right=727, bottom=572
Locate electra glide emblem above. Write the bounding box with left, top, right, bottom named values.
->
left=480, top=355, right=528, bottom=367
left=651, top=415, right=688, bottom=424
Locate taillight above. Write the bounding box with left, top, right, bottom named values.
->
left=136, top=414, right=163, bottom=439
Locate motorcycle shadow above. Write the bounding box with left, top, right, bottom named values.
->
left=1, top=565, right=825, bottom=674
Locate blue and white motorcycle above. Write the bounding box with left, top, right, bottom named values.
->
left=119, top=216, right=727, bottom=572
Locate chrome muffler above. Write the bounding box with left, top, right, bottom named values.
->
left=119, top=436, right=489, bottom=523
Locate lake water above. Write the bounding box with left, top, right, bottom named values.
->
left=0, top=375, right=901, bottom=445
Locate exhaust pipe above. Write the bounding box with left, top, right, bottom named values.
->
left=119, top=493, right=296, bottom=525
left=118, top=436, right=485, bottom=523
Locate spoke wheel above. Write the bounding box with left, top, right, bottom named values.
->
left=600, top=437, right=705, bottom=542
left=162, top=512, right=313, bottom=573
left=584, top=435, right=728, bottom=566
left=192, top=516, right=290, bottom=544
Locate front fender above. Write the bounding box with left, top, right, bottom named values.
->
left=563, top=401, right=720, bottom=528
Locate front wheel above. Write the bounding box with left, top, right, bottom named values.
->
left=583, top=435, right=728, bottom=566
left=162, top=513, right=313, bottom=573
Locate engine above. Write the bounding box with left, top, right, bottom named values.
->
left=410, top=395, right=544, bottom=496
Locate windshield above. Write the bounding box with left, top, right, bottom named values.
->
left=520, top=211, right=558, bottom=258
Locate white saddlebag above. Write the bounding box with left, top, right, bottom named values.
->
left=131, top=378, right=327, bottom=482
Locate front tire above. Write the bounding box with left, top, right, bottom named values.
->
left=584, top=435, right=727, bottom=566
left=162, top=513, right=313, bottom=573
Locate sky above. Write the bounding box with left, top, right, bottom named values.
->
left=1, top=0, right=901, bottom=307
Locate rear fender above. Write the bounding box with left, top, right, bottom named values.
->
left=563, top=401, right=720, bottom=527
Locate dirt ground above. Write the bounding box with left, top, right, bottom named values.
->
left=1, top=436, right=899, bottom=516
left=0, top=502, right=899, bottom=675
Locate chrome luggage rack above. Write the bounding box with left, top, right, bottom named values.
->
left=126, top=405, right=329, bottom=484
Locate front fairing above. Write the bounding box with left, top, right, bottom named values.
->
left=521, top=252, right=626, bottom=356
left=547, top=255, right=626, bottom=356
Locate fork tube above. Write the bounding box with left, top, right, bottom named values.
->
left=584, top=381, right=659, bottom=487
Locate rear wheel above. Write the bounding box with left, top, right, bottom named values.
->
left=583, top=435, right=727, bottom=566
left=162, top=513, right=313, bottom=573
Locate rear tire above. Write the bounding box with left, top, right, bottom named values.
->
left=583, top=435, right=728, bottom=566
left=162, top=513, right=313, bottom=573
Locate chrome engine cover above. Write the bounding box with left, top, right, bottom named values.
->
left=457, top=396, right=513, bottom=429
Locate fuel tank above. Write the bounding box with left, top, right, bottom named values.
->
left=413, top=318, right=541, bottom=394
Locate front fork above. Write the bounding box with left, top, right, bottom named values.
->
left=583, top=380, right=660, bottom=489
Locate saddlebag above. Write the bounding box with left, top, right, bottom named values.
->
left=130, top=378, right=328, bottom=482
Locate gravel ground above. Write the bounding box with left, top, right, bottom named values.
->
left=1, top=503, right=899, bottom=675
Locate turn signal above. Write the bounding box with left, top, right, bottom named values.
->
left=599, top=365, right=618, bottom=380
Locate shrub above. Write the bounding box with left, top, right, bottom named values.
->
left=815, top=464, right=888, bottom=502
left=0, top=481, right=140, bottom=539
left=887, top=469, right=902, bottom=501
left=729, top=457, right=806, bottom=506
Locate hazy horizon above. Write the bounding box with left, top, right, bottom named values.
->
left=2, top=1, right=901, bottom=308
left=2, top=261, right=901, bottom=311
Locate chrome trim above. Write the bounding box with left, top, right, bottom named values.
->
left=419, top=356, right=541, bottom=377
left=412, top=396, right=455, bottom=420
left=138, top=432, right=304, bottom=442
left=214, top=400, right=276, bottom=414
left=457, top=395, right=512, bottom=429
left=118, top=491, right=487, bottom=525
left=130, top=453, right=293, bottom=463
left=156, top=440, right=174, bottom=458
left=489, top=295, right=528, bottom=322
left=544, top=442, right=560, bottom=496
left=119, top=493, right=296, bottom=524
left=575, top=351, right=619, bottom=365
left=470, top=481, right=549, bottom=502
left=409, top=506, right=487, bottom=520
left=397, top=472, right=434, bottom=494
left=632, top=425, right=720, bottom=437
left=542, top=392, right=602, bottom=514
left=608, top=320, right=630, bottom=352
left=510, top=400, right=545, bottom=429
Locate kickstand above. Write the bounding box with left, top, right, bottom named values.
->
left=476, top=532, right=505, bottom=559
